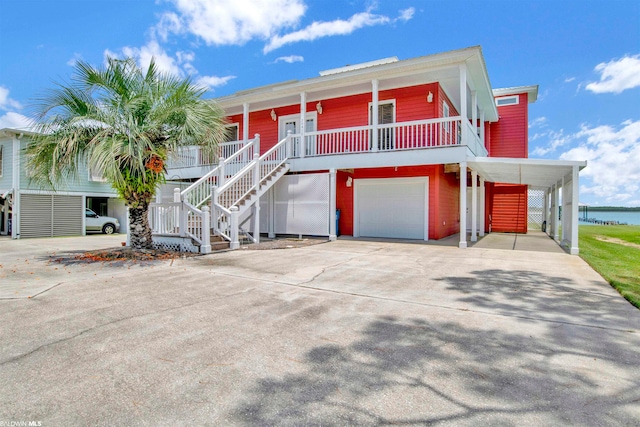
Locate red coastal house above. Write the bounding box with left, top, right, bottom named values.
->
left=153, top=46, right=586, bottom=254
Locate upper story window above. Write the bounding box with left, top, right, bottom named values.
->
left=443, top=101, right=451, bottom=132
left=88, top=163, right=107, bottom=182
left=225, top=123, right=239, bottom=142
left=495, top=95, right=519, bottom=107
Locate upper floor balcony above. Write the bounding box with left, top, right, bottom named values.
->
left=167, top=115, right=486, bottom=177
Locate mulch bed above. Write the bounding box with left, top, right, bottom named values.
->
left=51, top=237, right=329, bottom=265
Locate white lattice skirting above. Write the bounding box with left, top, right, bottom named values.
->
left=152, top=236, right=200, bottom=253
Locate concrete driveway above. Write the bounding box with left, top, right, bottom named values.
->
left=1, top=235, right=639, bottom=426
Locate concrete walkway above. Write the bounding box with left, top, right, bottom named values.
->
left=1, top=235, right=639, bottom=426
left=471, top=231, right=567, bottom=253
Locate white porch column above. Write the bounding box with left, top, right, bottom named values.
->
left=243, top=103, right=250, bottom=163
left=552, top=182, right=560, bottom=241
left=480, top=109, right=485, bottom=147
left=371, top=79, right=379, bottom=152
left=252, top=153, right=260, bottom=243
left=268, top=185, right=275, bottom=238
left=300, top=92, right=307, bottom=158
left=471, top=90, right=478, bottom=137
left=329, top=168, right=337, bottom=241
left=12, top=134, right=21, bottom=239
left=459, top=64, right=468, bottom=131
left=561, top=175, right=566, bottom=243
left=543, top=189, right=549, bottom=235
left=242, top=103, right=249, bottom=141
left=471, top=170, right=478, bottom=242
left=569, top=166, right=580, bottom=255
left=459, top=162, right=467, bottom=248
left=479, top=177, right=486, bottom=237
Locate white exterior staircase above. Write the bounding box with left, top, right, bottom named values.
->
left=149, top=134, right=291, bottom=253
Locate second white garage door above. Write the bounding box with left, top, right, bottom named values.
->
left=354, top=177, right=428, bottom=240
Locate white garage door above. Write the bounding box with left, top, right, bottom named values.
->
left=354, top=178, right=428, bottom=240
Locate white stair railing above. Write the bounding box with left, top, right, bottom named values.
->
left=152, top=133, right=290, bottom=252
left=180, top=135, right=259, bottom=208
left=211, top=135, right=291, bottom=248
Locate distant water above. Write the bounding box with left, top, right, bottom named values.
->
left=579, top=211, right=640, bottom=225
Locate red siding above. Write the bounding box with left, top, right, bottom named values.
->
left=227, top=83, right=447, bottom=155
left=335, top=165, right=460, bottom=240
left=435, top=166, right=460, bottom=238
left=487, top=183, right=528, bottom=233
left=489, top=93, right=528, bottom=158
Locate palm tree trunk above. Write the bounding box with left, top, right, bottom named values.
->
left=128, top=202, right=153, bottom=250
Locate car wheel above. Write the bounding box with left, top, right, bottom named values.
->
left=102, top=223, right=116, bottom=235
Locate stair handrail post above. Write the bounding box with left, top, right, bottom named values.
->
left=253, top=152, right=260, bottom=190
left=173, top=188, right=181, bottom=234
left=230, top=206, right=240, bottom=249
left=218, top=157, right=226, bottom=187
left=287, top=129, right=293, bottom=158
left=179, top=200, right=187, bottom=238
left=200, top=206, right=212, bottom=254
left=211, top=185, right=219, bottom=233
left=253, top=133, right=261, bottom=157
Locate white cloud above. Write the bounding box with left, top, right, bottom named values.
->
left=0, top=86, right=23, bottom=111
left=274, top=55, right=304, bottom=64
left=560, top=120, right=640, bottom=204
left=530, top=129, right=572, bottom=156
left=564, top=77, right=575, bottom=83
left=196, top=75, right=236, bottom=90
left=528, top=116, right=547, bottom=129
left=398, top=7, right=415, bottom=22
left=158, top=0, right=306, bottom=46
left=117, top=39, right=183, bottom=77
left=264, top=10, right=391, bottom=53
left=67, top=53, right=83, bottom=67
left=585, top=54, right=640, bottom=94
left=105, top=41, right=233, bottom=92
left=0, top=111, right=32, bottom=130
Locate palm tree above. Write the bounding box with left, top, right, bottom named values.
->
left=28, top=57, right=227, bottom=249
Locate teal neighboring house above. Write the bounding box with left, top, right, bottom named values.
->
left=0, top=128, right=126, bottom=239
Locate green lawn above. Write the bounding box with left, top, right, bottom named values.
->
left=579, top=225, right=640, bottom=309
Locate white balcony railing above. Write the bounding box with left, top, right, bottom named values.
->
left=289, top=117, right=486, bottom=158
left=167, top=140, right=247, bottom=169
left=168, top=117, right=486, bottom=171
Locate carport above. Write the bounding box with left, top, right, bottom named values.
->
left=460, top=157, right=587, bottom=254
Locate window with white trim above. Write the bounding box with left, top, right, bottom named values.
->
left=368, top=100, right=396, bottom=150
left=443, top=101, right=451, bottom=132
left=225, top=123, right=239, bottom=142
left=496, top=95, right=519, bottom=106
left=88, top=163, right=107, bottom=182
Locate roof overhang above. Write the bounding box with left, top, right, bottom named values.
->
left=493, top=85, right=538, bottom=103
left=468, top=157, right=587, bottom=188
left=1, top=128, right=37, bottom=138
left=216, top=46, right=499, bottom=122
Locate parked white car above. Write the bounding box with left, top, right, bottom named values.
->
left=85, top=208, right=120, bottom=234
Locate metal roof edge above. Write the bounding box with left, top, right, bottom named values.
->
left=469, top=156, right=587, bottom=170
left=493, top=85, right=539, bottom=103
left=215, top=46, right=486, bottom=105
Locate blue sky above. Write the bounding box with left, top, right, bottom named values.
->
left=1, top=0, right=639, bottom=206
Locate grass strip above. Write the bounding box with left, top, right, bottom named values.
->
left=579, top=225, right=640, bottom=309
